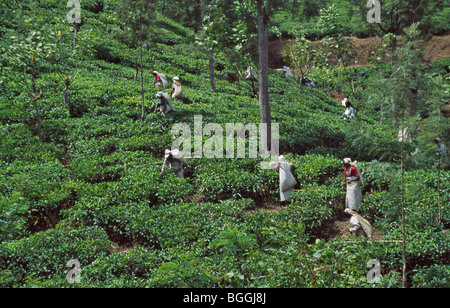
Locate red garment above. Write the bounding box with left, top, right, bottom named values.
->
left=345, top=166, right=359, bottom=178
left=155, top=75, right=161, bottom=81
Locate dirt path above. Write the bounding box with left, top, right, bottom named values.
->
left=313, top=210, right=384, bottom=242
left=269, top=32, right=450, bottom=68
left=270, top=32, right=450, bottom=117
left=248, top=200, right=382, bottom=242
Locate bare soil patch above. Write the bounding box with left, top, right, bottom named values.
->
left=269, top=32, right=450, bottom=69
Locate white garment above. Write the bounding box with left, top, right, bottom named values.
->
left=245, top=67, right=258, bottom=81
left=345, top=208, right=374, bottom=239
left=283, top=66, right=294, bottom=78
left=397, top=128, right=412, bottom=143
left=349, top=216, right=361, bottom=233
left=162, top=149, right=184, bottom=179
left=155, top=73, right=168, bottom=89
left=346, top=177, right=362, bottom=211
left=172, top=81, right=185, bottom=102
left=271, top=156, right=296, bottom=201
left=344, top=160, right=363, bottom=210
left=156, top=92, right=174, bottom=115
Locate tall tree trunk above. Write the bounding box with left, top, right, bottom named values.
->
left=193, top=0, right=202, bottom=33
left=400, top=75, right=407, bottom=288
left=62, top=71, right=78, bottom=109
left=257, top=0, right=272, bottom=153
left=32, top=98, right=42, bottom=131
left=391, top=36, right=398, bottom=64
left=209, top=48, right=217, bottom=93
left=184, top=0, right=193, bottom=25
left=251, top=79, right=257, bottom=98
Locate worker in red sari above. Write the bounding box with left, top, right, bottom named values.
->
left=340, top=158, right=362, bottom=211
left=341, top=158, right=367, bottom=236
left=153, top=71, right=168, bottom=89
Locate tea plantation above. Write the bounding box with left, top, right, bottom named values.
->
left=0, top=1, right=449, bottom=288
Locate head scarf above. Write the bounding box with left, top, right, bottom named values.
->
left=164, top=149, right=172, bottom=159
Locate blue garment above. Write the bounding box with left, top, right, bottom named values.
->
left=340, top=107, right=356, bottom=121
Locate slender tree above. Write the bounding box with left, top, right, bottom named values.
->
left=116, top=0, right=156, bottom=121
left=52, top=23, right=88, bottom=110
left=256, top=0, right=274, bottom=153
left=386, top=24, right=426, bottom=288
left=216, top=0, right=296, bottom=152
left=197, top=1, right=237, bottom=93
left=255, top=0, right=297, bottom=153
left=2, top=19, right=57, bottom=132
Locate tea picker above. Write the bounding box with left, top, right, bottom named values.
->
left=341, top=158, right=362, bottom=210
left=345, top=208, right=374, bottom=239
left=302, top=78, right=316, bottom=88
left=341, top=158, right=373, bottom=238
left=283, top=66, right=294, bottom=78
left=154, top=92, right=175, bottom=115
left=171, top=76, right=191, bottom=104
left=153, top=71, right=168, bottom=89
left=160, top=149, right=188, bottom=179
left=339, top=98, right=356, bottom=122
left=270, top=156, right=297, bottom=204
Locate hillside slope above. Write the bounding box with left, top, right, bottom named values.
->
left=0, top=3, right=449, bottom=289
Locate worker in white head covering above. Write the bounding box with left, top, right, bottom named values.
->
left=171, top=76, right=186, bottom=103
left=339, top=98, right=356, bottom=122
left=345, top=208, right=373, bottom=238
left=153, top=71, right=168, bottom=89
left=270, top=155, right=297, bottom=204
left=305, top=78, right=315, bottom=88
left=155, top=92, right=175, bottom=115
left=341, top=158, right=372, bottom=238
left=341, top=158, right=362, bottom=211
left=160, top=149, right=188, bottom=179
left=283, top=66, right=294, bottom=78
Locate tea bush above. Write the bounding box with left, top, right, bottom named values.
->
left=411, top=265, right=450, bottom=288
left=284, top=184, right=340, bottom=236
left=0, top=225, right=111, bottom=287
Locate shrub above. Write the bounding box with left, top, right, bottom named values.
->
left=0, top=225, right=111, bottom=287
left=283, top=184, right=340, bottom=235
left=412, top=265, right=450, bottom=288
